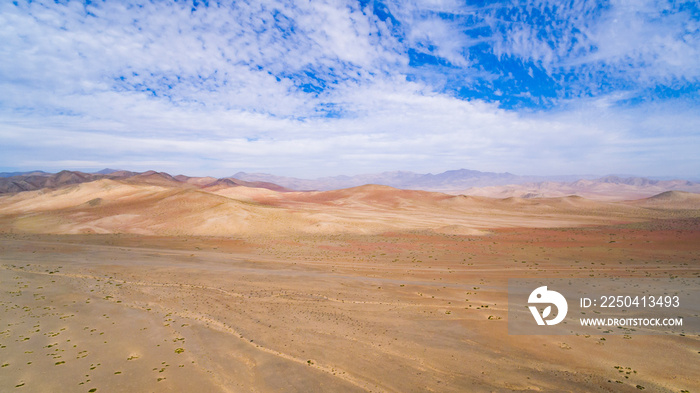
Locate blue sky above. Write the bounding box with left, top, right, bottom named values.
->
left=1, top=0, right=699, bottom=178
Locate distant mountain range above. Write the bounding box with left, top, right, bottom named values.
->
left=462, top=176, right=700, bottom=201
left=232, top=169, right=700, bottom=194
left=1, top=168, right=699, bottom=200
left=0, top=169, right=290, bottom=195
left=232, top=169, right=603, bottom=191
left=0, top=170, right=51, bottom=178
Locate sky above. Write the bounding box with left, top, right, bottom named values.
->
left=1, top=0, right=699, bottom=178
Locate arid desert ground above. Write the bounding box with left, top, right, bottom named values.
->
left=1, top=173, right=699, bottom=392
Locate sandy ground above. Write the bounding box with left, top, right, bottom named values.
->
left=1, top=218, right=699, bottom=392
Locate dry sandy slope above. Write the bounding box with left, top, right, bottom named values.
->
left=2, top=180, right=698, bottom=238
left=0, top=179, right=310, bottom=236
left=0, top=222, right=698, bottom=392
left=629, top=190, right=700, bottom=209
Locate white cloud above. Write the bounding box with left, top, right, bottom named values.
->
left=0, top=0, right=698, bottom=178
left=485, top=0, right=700, bottom=91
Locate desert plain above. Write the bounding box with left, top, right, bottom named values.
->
left=0, top=172, right=699, bottom=392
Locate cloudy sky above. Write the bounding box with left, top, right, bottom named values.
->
left=1, top=0, right=698, bottom=178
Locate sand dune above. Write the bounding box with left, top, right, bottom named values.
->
left=628, top=190, right=700, bottom=209
left=459, top=179, right=700, bottom=201
left=208, top=185, right=285, bottom=203
left=1, top=178, right=698, bottom=238
left=0, top=179, right=171, bottom=214
left=174, top=175, right=218, bottom=187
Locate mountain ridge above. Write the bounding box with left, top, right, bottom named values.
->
left=1, top=168, right=699, bottom=201
left=231, top=169, right=604, bottom=191
left=0, top=170, right=291, bottom=195
left=232, top=169, right=700, bottom=198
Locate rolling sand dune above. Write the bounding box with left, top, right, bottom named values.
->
left=629, top=190, right=700, bottom=209
left=174, top=175, right=218, bottom=187
left=0, top=179, right=172, bottom=214
left=2, top=179, right=698, bottom=237
left=459, top=178, right=700, bottom=201
left=0, top=177, right=699, bottom=392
